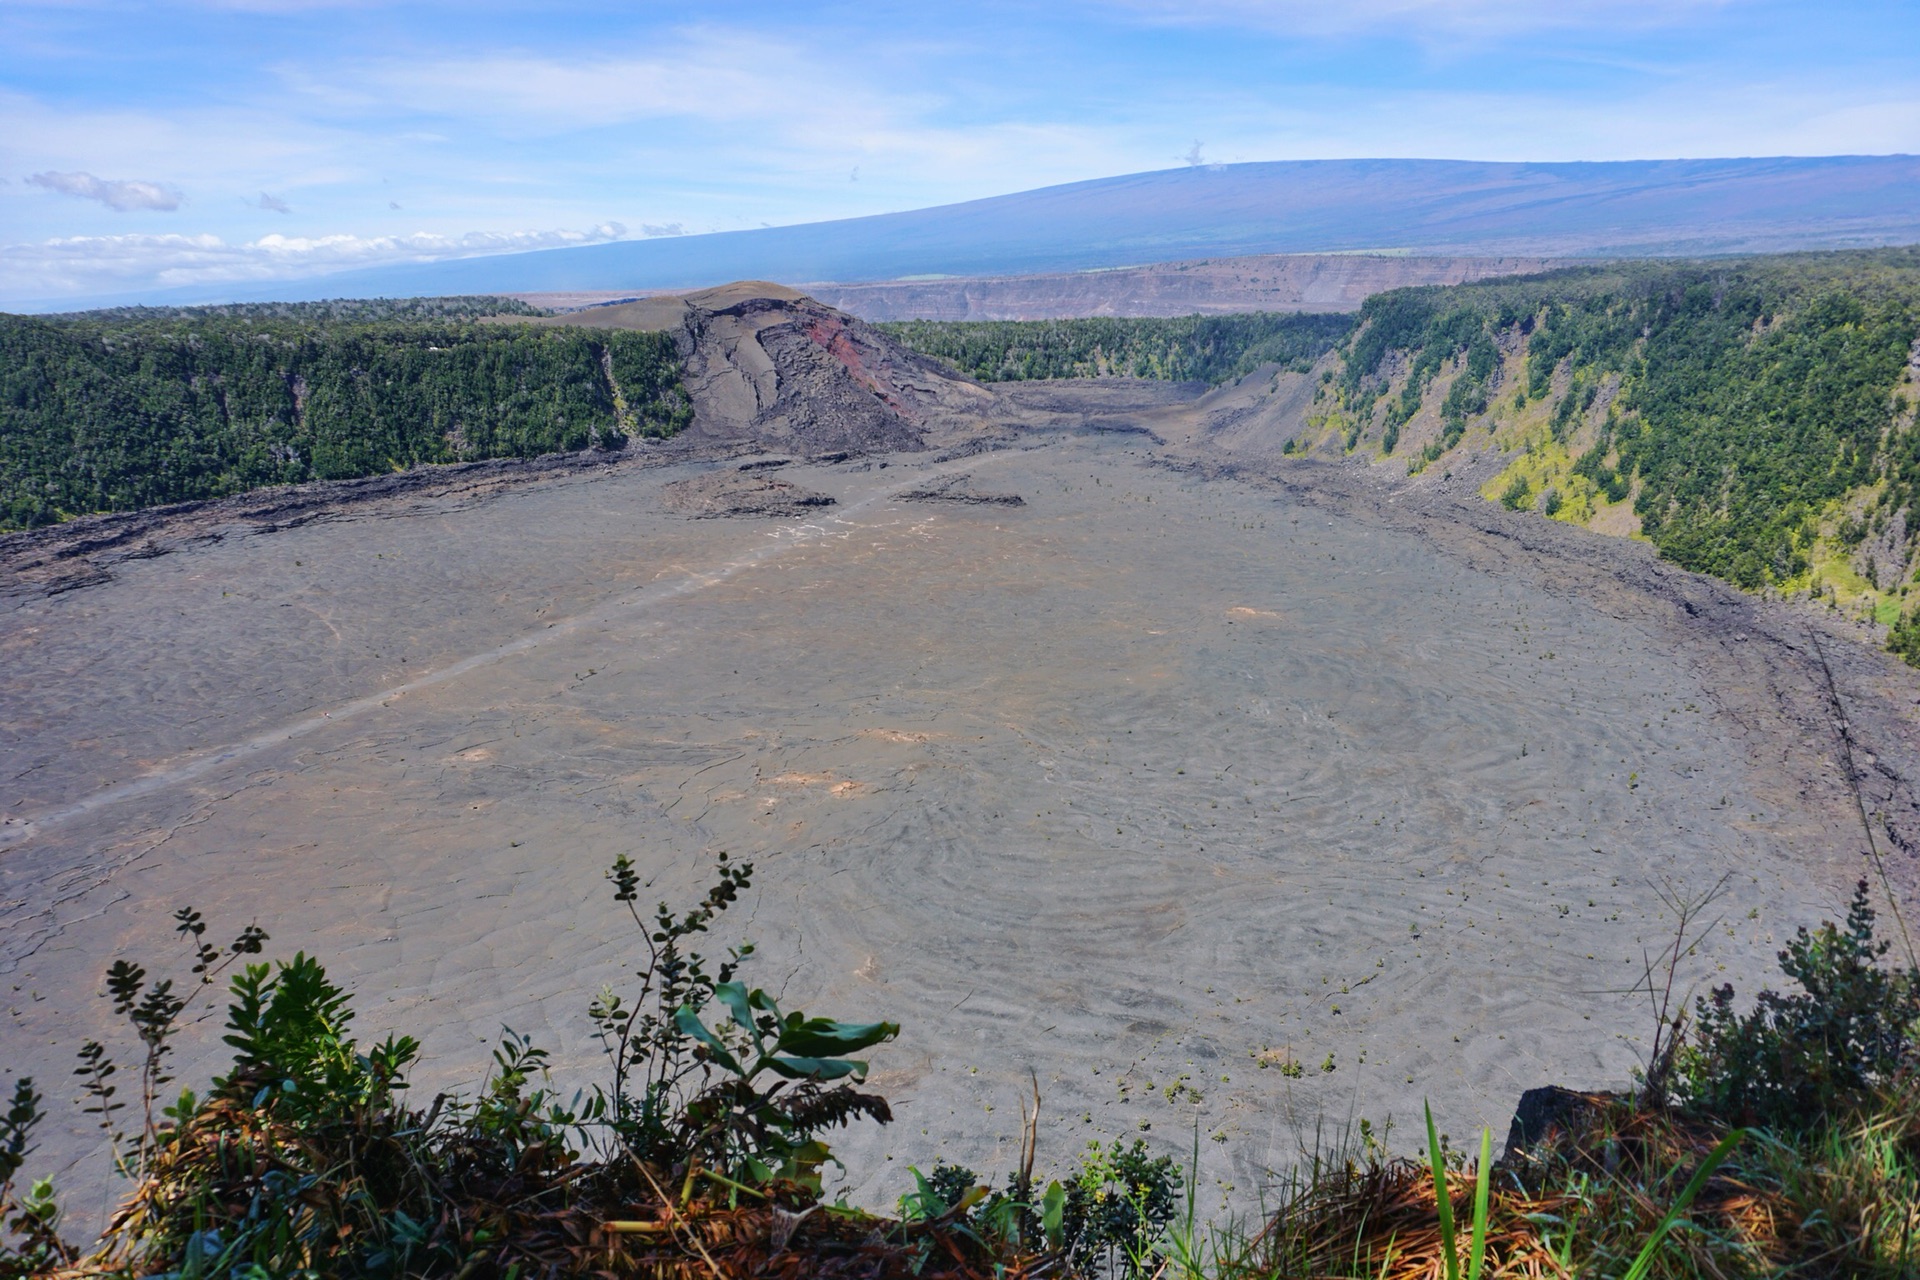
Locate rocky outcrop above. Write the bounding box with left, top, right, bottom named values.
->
left=525, top=283, right=997, bottom=459
left=660, top=467, right=837, bottom=519
left=894, top=473, right=1025, bottom=507
left=1503, top=1086, right=1614, bottom=1158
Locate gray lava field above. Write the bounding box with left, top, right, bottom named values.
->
left=5, top=387, right=1919, bottom=1217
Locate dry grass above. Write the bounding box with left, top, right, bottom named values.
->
left=1199, top=1087, right=1920, bottom=1280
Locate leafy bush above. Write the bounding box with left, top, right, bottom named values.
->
left=0, top=1081, right=70, bottom=1278
left=587, top=851, right=896, bottom=1190
left=1058, top=1138, right=1183, bottom=1277
left=0, top=854, right=910, bottom=1277
left=1677, top=880, right=1920, bottom=1131
left=899, top=1137, right=1182, bottom=1279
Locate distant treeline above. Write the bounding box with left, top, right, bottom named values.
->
left=0, top=312, right=689, bottom=531
left=52, top=296, right=551, bottom=324
left=1331, top=250, right=1920, bottom=595
left=877, top=312, right=1354, bottom=385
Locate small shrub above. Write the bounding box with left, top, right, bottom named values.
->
left=1058, top=1138, right=1182, bottom=1277
left=897, top=1138, right=1180, bottom=1278
left=1889, top=605, right=1920, bottom=667
left=1677, top=879, right=1920, bottom=1131
left=1500, top=476, right=1533, bottom=510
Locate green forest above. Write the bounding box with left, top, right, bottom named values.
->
left=48, top=295, right=551, bottom=324
left=878, top=311, right=1354, bottom=384
left=0, top=309, right=690, bottom=530
left=1306, top=250, right=1920, bottom=658
left=1331, top=252, right=1920, bottom=587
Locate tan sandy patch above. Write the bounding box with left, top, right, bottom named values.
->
left=858, top=729, right=939, bottom=744
left=762, top=771, right=867, bottom=796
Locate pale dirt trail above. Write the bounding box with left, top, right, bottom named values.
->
left=0, top=426, right=1904, bottom=1224
left=0, top=449, right=1019, bottom=854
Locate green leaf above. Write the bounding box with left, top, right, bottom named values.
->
left=713, top=982, right=759, bottom=1034
left=763, top=1054, right=866, bottom=1081
left=1466, top=1127, right=1492, bottom=1280
left=1620, top=1129, right=1745, bottom=1280
left=672, top=1005, right=742, bottom=1075
left=775, top=1016, right=899, bottom=1058
left=1042, top=1180, right=1067, bottom=1250
left=1426, top=1101, right=1459, bottom=1280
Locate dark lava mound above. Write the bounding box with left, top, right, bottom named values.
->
left=894, top=473, right=1025, bottom=507
left=661, top=469, right=838, bottom=518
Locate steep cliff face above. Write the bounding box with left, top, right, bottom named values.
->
left=1174, top=254, right=1920, bottom=648
left=806, top=253, right=1564, bottom=321
left=525, top=282, right=996, bottom=458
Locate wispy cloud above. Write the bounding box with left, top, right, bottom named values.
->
left=26, top=170, right=182, bottom=211
left=302, top=30, right=852, bottom=131
left=268, top=29, right=1136, bottom=208
left=255, top=191, right=291, bottom=213
left=1099, top=0, right=1740, bottom=39
left=2, top=222, right=628, bottom=300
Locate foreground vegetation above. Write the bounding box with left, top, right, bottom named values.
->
left=878, top=312, right=1354, bottom=385
left=0, top=303, right=691, bottom=531
left=2, top=850, right=1914, bottom=1278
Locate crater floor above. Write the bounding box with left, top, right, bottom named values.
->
left=1, top=418, right=1905, bottom=1216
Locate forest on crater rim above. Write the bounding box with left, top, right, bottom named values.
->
left=8, top=252, right=1920, bottom=665
left=0, top=297, right=689, bottom=531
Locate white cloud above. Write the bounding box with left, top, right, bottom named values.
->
left=1096, top=0, right=1740, bottom=38
left=297, top=31, right=895, bottom=133
left=26, top=170, right=183, bottom=211
left=640, top=223, right=685, bottom=237
left=268, top=30, right=1141, bottom=211
left=1, top=222, right=628, bottom=301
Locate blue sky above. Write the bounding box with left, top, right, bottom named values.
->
left=3, top=0, right=1916, bottom=303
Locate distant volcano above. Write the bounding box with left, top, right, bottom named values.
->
left=88, top=154, right=1920, bottom=306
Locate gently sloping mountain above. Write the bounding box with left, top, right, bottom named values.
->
left=66, top=156, right=1920, bottom=310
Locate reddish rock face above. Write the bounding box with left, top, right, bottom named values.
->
left=518, top=283, right=997, bottom=459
